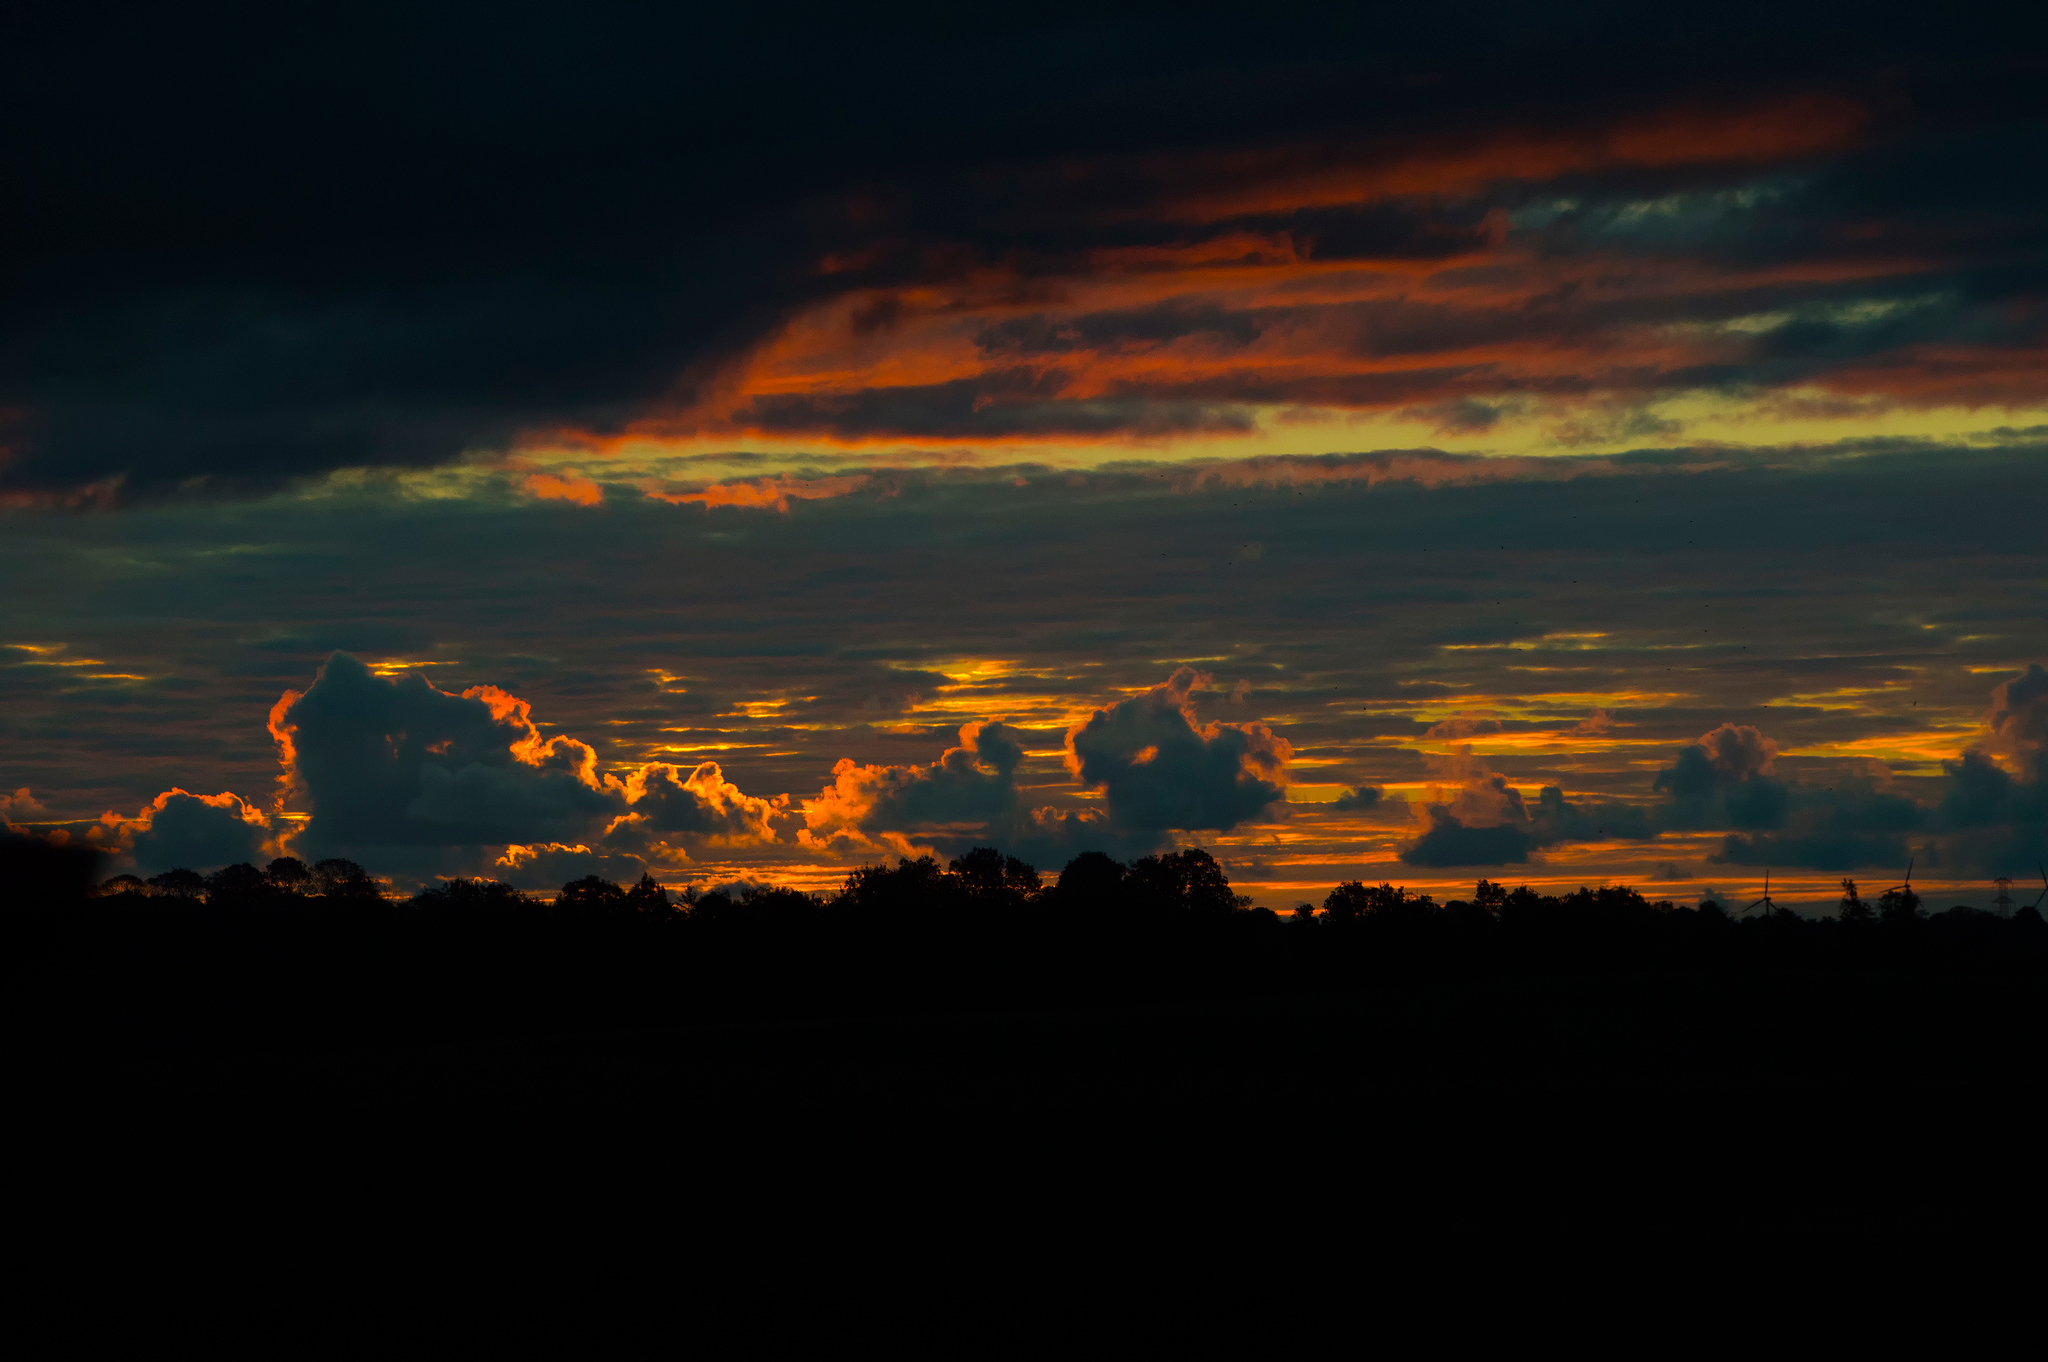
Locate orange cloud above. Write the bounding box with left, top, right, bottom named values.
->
left=612, top=760, right=783, bottom=845
left=1, top=786, right=46, bottom=826
left=525, top=471, right=604, bottom=505
left=1143, top=96, right=1867, bottom=222
left=98, top=788, right=275, bottom=869
left=645, top=474, right=872, bottom=513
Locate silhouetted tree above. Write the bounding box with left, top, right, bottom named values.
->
left=1838, top=878, right=1873, bottom=925
left=687, top=890, right=737, bottom=922
left=1323, top=881, right=1428, bottom=922
left=626, top=873, right=671, bottom=914
left=556, top=875, right=627, bottom=914
left=1056, top=852, right=1126, bottom=903
left=410, top=877, right=527, bottom=911
left=205, top=863, right=267, bottom=902
left=1878, top=883, right=1922, bottom=927
left=97, top=874, right=147, bottom=897
left=264, top=857, right=313, bottom=893
left=18, top=838, right=2046, bottom=1064
left=1127, top=848, right=1246, bottom=916
left=949, top=846, right=1041, bottom=898
left=147, top=869, right=204, bottom=898
left=313, top=858, right=381, bottom=900
left=840, top=856, right=955, bottom=920
left=0, top=831, right=100, bottom=915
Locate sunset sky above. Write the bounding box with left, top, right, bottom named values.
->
left=4, top=3, right=2043, bottom=908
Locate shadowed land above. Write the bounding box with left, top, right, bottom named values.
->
left=12, top=834, right=2043, bottom=1143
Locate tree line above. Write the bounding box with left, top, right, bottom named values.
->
left=65, top=845, right=2041, bottom=937
left=10, top=832, right=2043, bottom=1053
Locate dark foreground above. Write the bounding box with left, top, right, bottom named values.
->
left=29, top=960, right=2046, bottom=1153
left=13, top=836, right=2045, bottom=1160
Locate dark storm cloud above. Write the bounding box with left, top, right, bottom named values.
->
left=7, top=6, right=2047, bottom=491
left=976, top=304, right=1272, bottom=357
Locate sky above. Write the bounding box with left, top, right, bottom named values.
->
left=4, top=3, right=2044, bottom=909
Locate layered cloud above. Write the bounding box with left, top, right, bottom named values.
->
left=6, top=404, right=2045, bottom=906
left=5, top=10, right=2046, bottom=497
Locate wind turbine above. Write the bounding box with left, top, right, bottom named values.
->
left=1876, top=857, right=1920, bottom=918
left=2031, top=864, right=2048, bottom=915
left=1742, top=870, right=1779, bottom=918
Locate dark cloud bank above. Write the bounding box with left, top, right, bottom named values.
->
left=4, top=5, right=2046, bottom=494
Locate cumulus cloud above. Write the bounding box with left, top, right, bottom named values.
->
left=1332, top=786, right=1383, bottom=811
left=611, top=762, right=782, bottom=843
left=495, top=842, right=651, bottom=891
left=1399, top=752, right=1649, bottom=866
left=1647, top=723, right=1935, bottom=870
left=1982, top=663, right=2048, bottom=769
left=1065, top=668, right=1289, bottom=834
left=269, top=652, right=777, bottom=874
left=271, top=654, right=616, bottom=861
left=1403, top=814, right=1533, bottom=867
left=1925, top=664, right=2048, bottom=874
left=1, top=787, right=45, bottom=828
left=1006, top=805, right=1164, bottom=868
left=800, top=721, right=1026, bottom=851
left=123, top=789, right=271, bottom=874
left=797, top=671, right=1290, bottom=866
left=1653, top=724, right=1790, bottom=830
left=1651, top=675, right=2048, bottom=872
